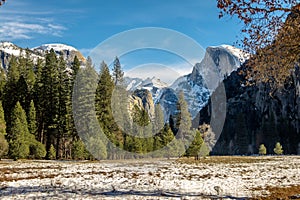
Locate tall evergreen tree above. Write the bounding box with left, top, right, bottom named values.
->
left=112, top=56, right=124, bottom=85
left=175, top=91, right=192, bottom=144
left=3, top=56, right=20, bottom=133
left=186, top=129, right=205, bottom=159
left=95, top=61, right=120, bottom=154
left=0, top=101, right=8, bottom=158
left=8, top=102, right=31, bottom=159
left=0, top=68, right=6, bottom=100
left=73, top=57, right=108, bottom=160
left=32, top=58, right=45, bottom=143
left=56, top=56, right=71, bottom=159
left=40, top=49, right=60, bottom=158
left=28, top=100, right=37, bottom=137
left=153, top=104, right=164, bottom=134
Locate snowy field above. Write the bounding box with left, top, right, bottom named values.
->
left=0, top=156, right=299, bottom=199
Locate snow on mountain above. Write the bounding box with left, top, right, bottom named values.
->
left=32, top=43, right=86, bottom=63
left=124, top=77, right=144, bottom=91
left=220, top=44, right=250, bottom=64
left=0, top=42, right=43, bottom=69
left=170, top=73, right=210, bottom=118
left=0, top=42, right=24, bottom=57
left=142, top=77, right=168, bottom=89
left=125, top=76, right=169, bottom=105
left=32, top=43, right=78, bottom=53
left=125, top=77, right=167, bottom=90
left=125, top=44, right=247, bottom=120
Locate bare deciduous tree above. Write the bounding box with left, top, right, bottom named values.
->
left=0, top=0, right=7, bottom=6
left=217, top=0, right=300, bottom=86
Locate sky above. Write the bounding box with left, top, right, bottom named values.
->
left=0, top=0, right=242, bottom=83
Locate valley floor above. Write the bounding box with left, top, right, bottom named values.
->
left=0, top=156, right=299, bottom=199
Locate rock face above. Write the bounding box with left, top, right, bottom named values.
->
left=170, top=45, right=245, bottom=119
left=125, top=45, right=245, bottom=121
left=132, top=89, right=155, bottom=119
left=197, top=65, right=300, bottom=155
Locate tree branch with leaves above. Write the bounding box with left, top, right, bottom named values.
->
left=218, top=0, right=300, bottom=86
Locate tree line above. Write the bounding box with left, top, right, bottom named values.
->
left=0, top=50, right=209, bottom=160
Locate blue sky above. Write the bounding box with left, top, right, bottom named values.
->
left=0, top=0, right=242, bottom=82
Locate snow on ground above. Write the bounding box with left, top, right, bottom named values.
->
left=0, top=156, right=299, bottom=199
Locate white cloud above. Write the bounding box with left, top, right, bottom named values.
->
left=0, top=20, right=67, bottom=40
left=0, top=2, right=69, bottom=41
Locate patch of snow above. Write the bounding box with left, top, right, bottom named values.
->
left=32, top=43, right=78, bottom=52
left=0, top=157, right=299, bottom=199
left=220, top=44, right=250, bottom=64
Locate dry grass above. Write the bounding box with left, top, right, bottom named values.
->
left=176, top=156, right=275, bottom=165
left=252, top=185, right=300, bottom=200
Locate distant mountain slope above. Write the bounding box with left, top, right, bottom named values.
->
left=0, top=42, right=85, bottom=70
left=32, top=43, right=86, bottom=63
left=0, top=42, right=42, bottom=69
left=125, top=45, right=245, bottom=120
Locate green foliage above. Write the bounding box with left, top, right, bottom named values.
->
left=96, top=61, right=115, bottom=132
left=274, top=142, right=283, bottom=155
left=48, top=144, right=56, bottom=160
left=86, top=135, right=107, bottom=160
left=28, top=100, right=37, bottom=136
left=132, top=105, right=150, bottom=127
left=0, top=134, right=8, bottom=159
left=186, top=129, right=204, bottom=158
left=112, top=56, right=124, bottom=85
left=0, top=101, right=8, bottom=158
left=176, top=91, right=192, bottom=142
left=30, top=141, right=46, bottom=159
left=72, top=139, right=88, bottom=160
left=153, top=104, right=164, bottom=134
left=0, top=68, right=6, bottom=99
left=259, top=144, right=267, bottom=155
left=8, top=102, right=31, bottom=159
left=199, top=142, right=210, bottom=157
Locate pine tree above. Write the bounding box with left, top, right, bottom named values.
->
left=56, top=55, right=71, bottom=159
left=71, top=56, right=81, bottom=80
left=40, top=49, right=61, bottom=158
left=3, top=56, right=20, bottom=134
left=86, top=134, right=107, bottom=160
left=73, top=57, right=108, bottom=160
left=72, top=139, right=87, bottom=160
left=28, top=100, right=37, bottom=137
left=0, top=67, right=6, bottom=100
left=0, top=101, right=8, bottom=158
left=274, top=142, right=283, bottom=155
left=259, top=144, right=267, bottom=155
left=153, top=104, right=164, bottom=134
left=8, top=102, right=31, bottom=159
left=95, top=61, right=120, bottom=155
left=186, top=129, right=204, bottom=160
left=32, top=58, right=44, bottom=143
left=30, top=141, right=46, bottom=159
left=112, top=56, right=124, bottom=85
left=95, top=61, right=114, bottom=129
left=175, top=91, right=192, bottom=147
left=48, top=144, right=56, bottom=160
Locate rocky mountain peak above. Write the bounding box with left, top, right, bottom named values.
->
left=32, top=43, right=86, bottom=63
